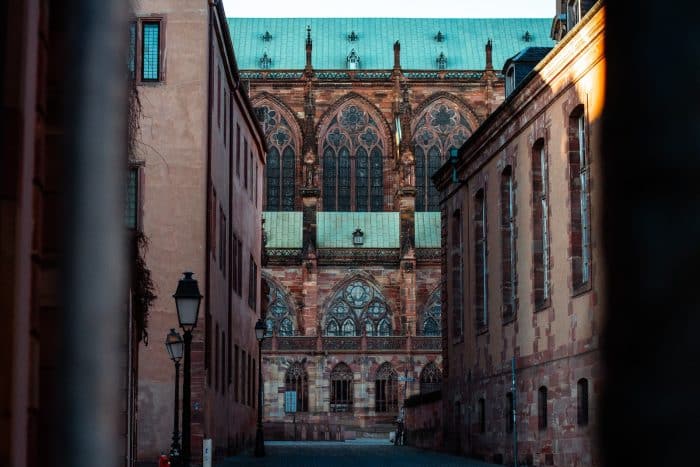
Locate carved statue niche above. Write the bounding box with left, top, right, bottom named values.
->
left=400, top=149, right=415, bottom=188
left=303, top=150, right=317, bottom=187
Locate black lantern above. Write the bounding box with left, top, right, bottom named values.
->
left=352, top=228, right=364, bottom=246
left=173, top=271, right=202, bottom=465
left=449, top=147, right=465, bottom=184
left=165, top=329, right=183, bottom=466
left=173, top=271, right=202, bottom=332
left=255, top=318, right=267, bottom=342
left=165, top=328, right=184, bottom=362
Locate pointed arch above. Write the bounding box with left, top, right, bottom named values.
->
left=284, top=362, right=308, bottom=412
left=418, top=286, right=442, bottom=336
left=262, top=272, right=297, bottom=336
left=330, top=362, right=354, bottom=412
left=419, top=361, right=442, bottom=394
left=411, top=93, right=478, bottom=211
left=375, top=362, right=398, bottom=413
left=316, top=94, right=392, bottom=211
left=321, top=272, right=394, bottom=336
left=252, top=93, right=302, bottom=211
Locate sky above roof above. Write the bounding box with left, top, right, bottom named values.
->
left=222, top=0, right=554, bottom=18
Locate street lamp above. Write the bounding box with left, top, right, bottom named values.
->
left=173, top=272, right=202, bottom=466
left=254, top=318, right=267, bottom=457
left=165, top=329, right=184, bottom=467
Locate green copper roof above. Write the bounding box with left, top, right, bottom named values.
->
left=317, top=212, right=400, bottom=248
left=263, top=212, right=303, bottom=248
left=227, top=18, right=555, bottom=70
left=263, top=211, right=441, bottom=249
left=415, top=212, right=441, bottom=248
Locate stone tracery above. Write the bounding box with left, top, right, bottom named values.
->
left=412, top=97, right=474, bottom=211
left=323, top=278, right=392, bottom=336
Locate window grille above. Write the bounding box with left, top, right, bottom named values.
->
left=285, top=363, right=309, bottom=412
left=375, top=363, right=398, bottom=413
left=330, top=363, right=353, bottom=412
left=141, top=22, right=160, bottom=81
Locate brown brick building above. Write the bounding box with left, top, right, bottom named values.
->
left=433, top=2, right=604, bottom=465
left=227, top=16, right=554, bottom=438
left=131, top=1, right=266, bottom=464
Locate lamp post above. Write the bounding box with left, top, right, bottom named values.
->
left=165, top=329, right=184, bottom=467
left=173, top=272, right=202, bottom=466
left=254, top=318, right=267, bottom=457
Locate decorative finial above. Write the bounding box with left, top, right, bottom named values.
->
left=348, top=30, right=359, bottom=42
left=262, top=31, right=272, bottom=42
left=435, top=31, right=445, bottom=42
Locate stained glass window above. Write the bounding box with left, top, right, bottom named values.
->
left=255, top=104, right=298, bottom=211
left=142, top=22, right=160, bottom=81
left=412, top=99, right=472, bottom=211
left=263, top=279, right=295, bottom=336
left=282, top=147, right=295, bottom=211
left=330, top=363, right=353, bottom=412
left=323, top=147, right=336, bottom=212
left=321, top=104, right=385, bottom=211
left=338, top=148, right=351, bottom=211
left=375, top=363, right=398, bottom=413
left=324, top=279, right=391, bottom=336
left=356, top=147, right=368, bottom=211
left=285, top=363, right=308, bottom=412
left=370, top=148, right=383, bottom=211
left=266, top=148, right=280, bottom=210
left=420, top=289, right=442, bottom=336
left=419, top=362, right=442, bottom=394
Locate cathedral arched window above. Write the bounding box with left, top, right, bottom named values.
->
left=255, top=103, right=298, bottom=211
left=412, top=98, right=472, bottom=211
left=264, top=279, right=295, bottom=336
left=323, top=279, right=392, bottom=336
left=330, top=363, right=353, bottom=412
left=375, top=363, right=398, bottom=413
left=419, top=362, right=442, bottom=394
left=321, top=103, right=385, bottom=212
left=419, top=289, right=442, bottom=336
left=284, top=362, right=308, bottom=412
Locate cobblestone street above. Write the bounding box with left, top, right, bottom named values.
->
left=219, top=440, right=499, bottom=467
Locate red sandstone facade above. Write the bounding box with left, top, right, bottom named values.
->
left=132, top=1, right=265, bottom=464
left=434, top=3, right=605, bottom=465
left=239, top=29, right=505, bottom=438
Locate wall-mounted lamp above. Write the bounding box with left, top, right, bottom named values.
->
left=352, top=228, right=364, bottom=246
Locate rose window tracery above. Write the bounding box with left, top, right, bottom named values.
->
left=324, top=279, right=392, bottom=336
left=420, top=289, right=442, bottom=336
left=264, top=280, right=295, bottom=336
left=412, top=98, right=473, bottom=211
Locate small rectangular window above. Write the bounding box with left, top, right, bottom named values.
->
left=244, top=139, right=249, bottom=188
left=214, top=323, right=219, bottom=392
left=237, top=239, right=243, bottom=294
left=219, top=208, right=226, bottom=273
left=141, top=22, right=161, bottom=81
left=241, top=350, right=247, bottom=405
left=211, top=188, right=217, bottom=258
left=478, top=398, right=486, bottom=433
left=236, top=125, right=241, bottom=177
left=248, top=257, right=257, bottom=310
left=125, top=167, right=139, bottom=229
left=506, top=392, right=514, bottom=433
left=128, top=22, right=136, bottom=79
left=234, top=345, right=240, bottom=402
left=577, top=378, right=589, bottom=426
left=538, top=386, right=548, bottom=430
